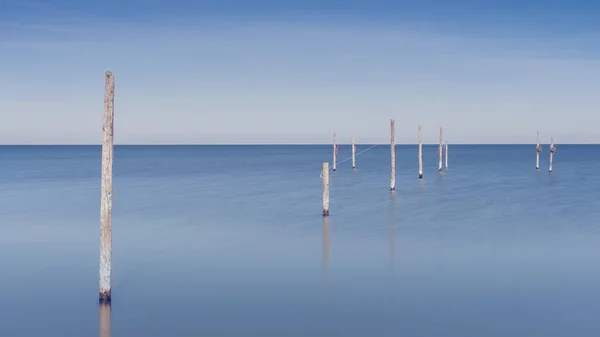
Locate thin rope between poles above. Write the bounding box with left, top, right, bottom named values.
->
left=337, top=144, right=378, bottom=165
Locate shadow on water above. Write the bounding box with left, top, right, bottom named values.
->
left=99, top=303, right=111, bottom=337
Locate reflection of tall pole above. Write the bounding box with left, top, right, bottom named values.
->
left=99, top=303, right=111, bottom=337
left=389, top=192, right=396, bottom=276
left=323, top=216, right=330, bottom=280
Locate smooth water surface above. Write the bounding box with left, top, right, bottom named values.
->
left=2, top=144, right=600, bottom=336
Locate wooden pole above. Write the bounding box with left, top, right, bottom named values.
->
left=390, top=119, right=396, bottom=190
left=100, top=71, right=114, bottom=303
left=438, top=126, right=443, bottom=171
left=99, top=303, right=111, bottom=337
left=332, top=132, right=337, bottom=171
left=536, top=130, right=541, bottom=170
left=418, top=125, right=423, bottom=179
left=351, top=133, right=356, bottom=169
left=445, top=140, right=448, bottom=170
left=322, top=162, right=330, bottom=216
left=549, top=137, right=555, bottom=173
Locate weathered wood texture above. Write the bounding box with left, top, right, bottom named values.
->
left=536, top=130, right=541, bottom=170
left=100, top=71, right=114, bottom=303
left=332, top=132, right=337, bottom=171
left=390, top=119, right=396, bottom=190
left=445, top=140, right=448, bottom=170
left=322, top=162, right=330, bottom=216
left=438, top=126, right=443, bottom=171
left=418, top=125, right=423, bottom=179
left=351, top=133, right=356, bottom=169
left=549, top=137, right=555, bottom=173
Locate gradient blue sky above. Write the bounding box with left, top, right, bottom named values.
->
left=1, top=0, right=599, bottom=144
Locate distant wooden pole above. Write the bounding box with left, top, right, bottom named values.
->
left=322, top=162, right=330, bottom=216
left=332, top=132, right=337, bottom=171
left=536, top=130, right=541, bottom=170
left=351, top=133, right=356, bottom=169
left=390, top=119, right=396, bottom=190
left=100, top=71, right=114, bottom=303
left=99, top=303, right=111, bottom=337
left=438, top=126, right=443, bottom=171
left=445, top=140, right=449, bottom=170
left=418, top=125, right=423, bottom=179
left=549, top=137, right=555, bottom=173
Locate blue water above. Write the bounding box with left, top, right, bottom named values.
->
left=2, top=144, right=600, bottom=336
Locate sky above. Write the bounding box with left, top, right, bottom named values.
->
left=1, top=0, right=599, bottom=144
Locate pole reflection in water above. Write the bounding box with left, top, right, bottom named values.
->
left=322, top=215, right=330, bottom=282
left=389, top=190, right=397, bottom=278
left=99, top=302, right=111, bottom=337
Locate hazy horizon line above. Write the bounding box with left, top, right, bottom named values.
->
left=0, top=143, right=590, bottom=146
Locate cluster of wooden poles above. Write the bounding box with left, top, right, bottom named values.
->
left=322, top=125, right=559, bottom=217
left=322, top=119, right=449, bottom=216
left=97, top=72, right=559, bottom=308
left=536, top=130, right=557, bottom=173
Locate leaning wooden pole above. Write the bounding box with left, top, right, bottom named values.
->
left=549, top=137, right=556, bottom=173
left=322, top=162, right=330, bottom=216
left=100, top=71, right=115, bottom=303
left=351, top=133, right=356, bottom=169
left=445, top=140, right=449, bottom=170
left=438, top=126, right=443, bottom=171
left=390, top=119, right=396, bottom=190
left=536, top=130, right=541, bottom=170
left=418, top=125, right=423, bottom=179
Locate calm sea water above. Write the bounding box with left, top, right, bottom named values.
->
left=2, top=144, right=600, bottom=336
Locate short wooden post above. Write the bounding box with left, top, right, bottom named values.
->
left=99, top=303, right=111, bottom=337
left=100, top=71, right=114, bottom=303
left=549, top=137, right=556, bottom=173
left=322, top=162, right=330, bottom=216
left=390, top=119, right=396, bottom=190
left=332, top=132, right=337, bottom=171
left=351, top=133, right=356, bottom=169
left=438, top=126, right=443, bottom=171
left=418, top=125, right=423, bottom=179
left=445, top=140, right=448, bottom=170
left=536, top=131, right=541, bottom=170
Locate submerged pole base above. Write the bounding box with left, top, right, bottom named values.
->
left=322, top=209, right=329, bottom=216
left=99, top=290, right=111, bottom=304
left=419, top=174, right=423, bottom=179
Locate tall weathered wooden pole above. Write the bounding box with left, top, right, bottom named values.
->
left=100, top=71, right=115, bottom=303
left=549, top=137, right=556, bottom=173
left=438, top=126, right=443, bottom=171
left=445, top=140, right=449, bottom=170
left=322, top=162, right=330, bottom=216
left=332, top=132, right=337, bottom=171
left=390, top=119, right=396, bottom=190
left=536, top=131, right=542, bottom=170
left=418, top=125, right=423, bottom=179
left=351, top=133, right=356, bottom=169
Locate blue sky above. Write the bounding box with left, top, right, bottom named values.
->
left=1, top=0, right=599, bottom=144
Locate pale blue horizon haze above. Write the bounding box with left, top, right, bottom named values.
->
left=1, top=0, right=600, bottom=144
